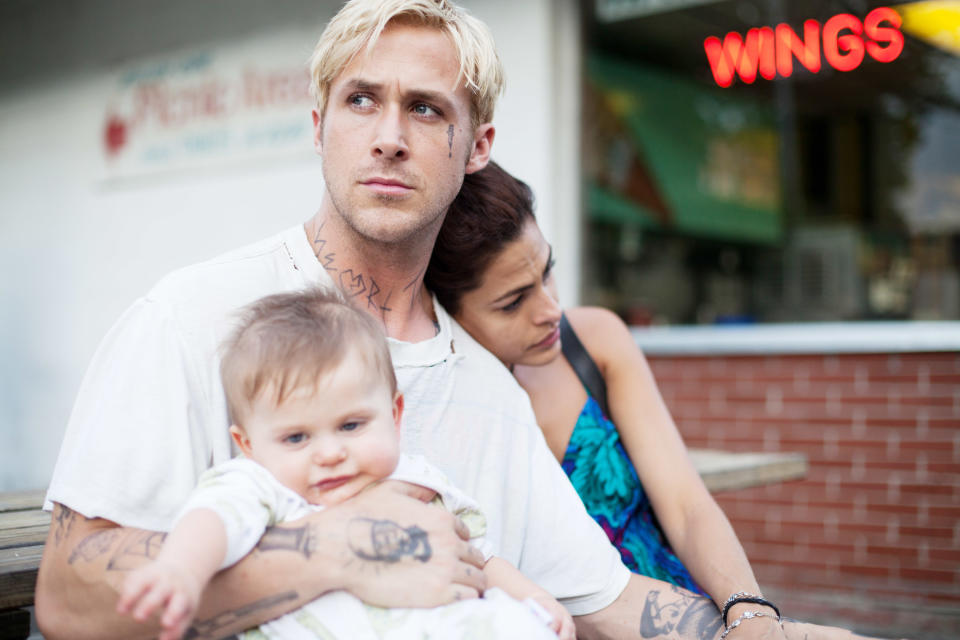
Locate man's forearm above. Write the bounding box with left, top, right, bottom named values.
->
left=575, top=574, right=723, bottom=640
left=35, top=504, right=339, bottom=640
left=37, top=486, right=485, bottom=639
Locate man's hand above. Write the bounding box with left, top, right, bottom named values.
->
left=116, top=560, right=203, bottom=640
left=332, top=480, right=487, bottom=607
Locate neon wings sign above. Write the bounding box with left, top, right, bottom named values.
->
left=704, top=7, right=904, bottom=87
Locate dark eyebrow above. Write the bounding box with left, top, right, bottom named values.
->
left=339, top=79, right=455, bottom=113
left=406, top=90, right=455, bottom=113
left=543, top=246, right=554, bottom=276
left=492, top=283, right=532, bottom=305
left=339, top=78, right=382, bottom=94
left=492, top=246, right=554, bottom=305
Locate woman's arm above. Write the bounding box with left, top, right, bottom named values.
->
left=36, top=483, right=486, bottom=640
left=566, top=307, right=783, bottom=633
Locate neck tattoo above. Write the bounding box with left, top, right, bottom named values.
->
left=308, top=219, right=394, bottom=316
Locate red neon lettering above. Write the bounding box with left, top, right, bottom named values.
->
left=864, top=7, right=904, bottom=63
left=756, top=27, right=777, bottom=81
left=704, top=27, right=776, bottom=87
left=704, top=7, right=903, bottom=87
left=703, top=35, right=735, bottom=87
left=776, top=20, right=821, bottom=77
left=822, top=13, right=865, bottom=72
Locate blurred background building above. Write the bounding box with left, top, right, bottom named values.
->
left=582, top=2, right=959, bottom=637
left=1, top=0, right=957, bottom=637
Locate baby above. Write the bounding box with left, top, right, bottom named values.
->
left=116, top=287, right=574, bottom=640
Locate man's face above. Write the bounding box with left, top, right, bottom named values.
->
left=314, top=22, right=493, bottom=246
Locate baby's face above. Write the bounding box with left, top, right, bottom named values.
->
left=233, top=349, right=401, bottom=506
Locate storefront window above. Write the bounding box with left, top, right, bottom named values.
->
left=583, top=0, right=960, bottom=324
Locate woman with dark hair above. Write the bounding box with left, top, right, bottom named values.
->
left=427, top=162, right=878, bottom=640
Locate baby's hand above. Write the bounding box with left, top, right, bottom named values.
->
left=524, top=592, right=576, bottom=640
left=116, top=560, right=202, bottom=640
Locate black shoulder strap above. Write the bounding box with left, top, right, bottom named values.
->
left=560, top=313, right=610, bottom=417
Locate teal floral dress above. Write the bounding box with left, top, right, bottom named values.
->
left=562, top=393, right=706, bottom=595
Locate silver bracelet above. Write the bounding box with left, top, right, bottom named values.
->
left=723, top=591, right=763, bottom=608
left=719, top=611, right=780, bottom=639
left=721, top=591, right=763, bottom=626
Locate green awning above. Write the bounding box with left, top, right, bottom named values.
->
left=587, top=55, right=784, bottom=244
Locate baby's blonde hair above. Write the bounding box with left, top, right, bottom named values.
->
left=309, top=0, right=504, bottom=129
left=220, top=287, right=396, bottom=426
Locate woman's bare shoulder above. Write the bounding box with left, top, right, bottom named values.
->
left=564, top=306, right=641, bottom=370
left=564, top=306, right=623, bottom=330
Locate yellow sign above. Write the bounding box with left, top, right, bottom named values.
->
left=894, top=1, right=960, bottom=55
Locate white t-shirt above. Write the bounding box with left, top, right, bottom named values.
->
left=46, top=225, right=630, bottom=615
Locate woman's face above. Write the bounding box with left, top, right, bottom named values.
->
left=456, top=219, right=562, bottom=368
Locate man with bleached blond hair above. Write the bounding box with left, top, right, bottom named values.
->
left=35, top=2, right=835, bottom=639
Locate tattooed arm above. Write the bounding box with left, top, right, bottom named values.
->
left=577, top=576, right=870, bottom=640
left=35, top=482, right=486, bottom=640
left=36, top=505, right=324, bottom=640
left=573, top=576, right=725, bottom=640
left=573, top=577, right=729, bottom=640
left=115, top=509, right=228, bottom=640
left=576, top=576, right=820, bottom=640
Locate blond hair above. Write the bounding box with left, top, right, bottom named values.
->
left=220, top=287, right=396, bottom=425
left=309, top=0, right=504, bottom=129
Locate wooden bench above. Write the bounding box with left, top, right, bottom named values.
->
left=0, top=490, right=47, bottom=640
left=0, top=449, right=806, bottom=639
left=691, top=449, right=807, bottom=493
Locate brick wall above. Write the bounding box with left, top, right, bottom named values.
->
left=647, top=351, right=960, bottom=639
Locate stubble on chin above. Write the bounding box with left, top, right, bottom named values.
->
left=327, top=190, right=450, bottom=248
left=332, top=202, right=438, bottom=248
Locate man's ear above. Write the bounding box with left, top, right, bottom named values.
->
left=229, top=424, right=254, bottom=458
left=392, top=392, right=405, bottom=436
left=465, top=123, right=495, bottom=175
left=312, top=108, right=324, bottom=155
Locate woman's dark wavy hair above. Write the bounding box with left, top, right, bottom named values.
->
left=426, top=161, right=536, bottom=315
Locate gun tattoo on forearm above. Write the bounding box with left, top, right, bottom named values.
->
left=256, top=523, right=318, bottom=558
left=347, top=518, right=432, bottom=563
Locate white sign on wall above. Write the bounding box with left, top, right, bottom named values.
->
left=101, top=31, right=317, bottom=181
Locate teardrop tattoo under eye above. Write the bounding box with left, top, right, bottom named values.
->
left=447, top=125, right=454, bottom=158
